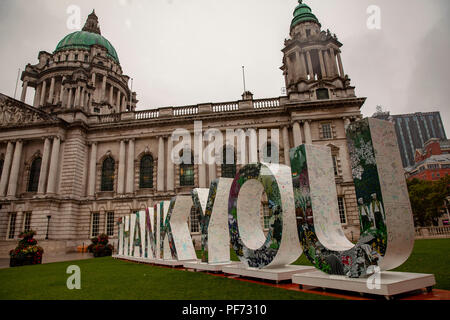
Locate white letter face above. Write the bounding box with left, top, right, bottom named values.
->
left=161, top=197, right=197, bottom=261
left=367, top=5, right=381, bottom=30
left=66, top=265, right=81, bottom=290
left=291, top=118, right=414, bottom=278
left=192, top=178, right=233, bottom=264
left=66, top=5, right=81, bottom=30
left=228, top=163, right=301, bottom=268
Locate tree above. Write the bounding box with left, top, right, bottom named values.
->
left=407, top=175, right=450, bottom=227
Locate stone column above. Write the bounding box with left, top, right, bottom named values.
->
left=292, top=121, right=303, bottom=147
left=101, top=75, right=107, bottom=101
left=67, top=88, right=73, bottom=109
left=318, top=50, right=327, bottom=78
left=74, top=86, right=81, bottom=107
left=304, top=120, right=312, bottom=144
left=157, top=136, right=165, bottom=192
left=33, top=84, right=41, bottom=108
left=0, top=142, right=14, bottom=197
left=46, top=136, right=61, bottom=194
left=122, top=95, right=127, bottom=112
left=344, top=117, right=351, bottom=130
left=88, top=142, right=97, bottom=197
left=306, top=51, right=314, bottom=79
left=7, top=140, right=23, bottom=197
left=91, top=73, right=96, bottom=87
left=300, top=52, right=308, bottom=78
left=249, top=128, right=258, bottom=163
left=39, top=80, right=47, bottom=107
left=47, top=77, right=55, bottom=104
left=126, top=139, right=135, bottom=194
left=116, top=91, right=121, bottom=111
left=117, top=140, right=126, bottom=194
left=208, top=156, right=216, bottom=186
left=37, top=137, right=51, bottom=195
left=109, top=85, right=114, bottom=105
left=166, top=137, right=175, bottom=191
left=59, top=77, right=66, bottom=104
left=80, top=88, right=85, bottom=108
left=330, top=48, right=339, bottom=76
left=337, top=52, right=345, bottom=77
left=20, top=81, right=28, bottom=102
left=282, top=126, right=291, bottom=166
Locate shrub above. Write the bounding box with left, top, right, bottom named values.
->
left=88, top=234, right=113, bottom=257
left=9, top=230, right=44, bottom=267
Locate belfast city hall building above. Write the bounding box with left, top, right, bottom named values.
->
left=0, top=2, right=366, bottom=255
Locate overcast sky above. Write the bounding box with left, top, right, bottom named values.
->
left=0, top=0, right=449, bottom=134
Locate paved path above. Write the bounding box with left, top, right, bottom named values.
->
left=0, top=253, right=94, bottom=269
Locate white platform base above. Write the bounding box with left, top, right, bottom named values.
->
left=292, top=270, right=436, bottom=298
left=222, top=264, right=316, bottom=283
left=113, top=255, right=197, bottom=267
left=183, top=261, right=242, bottom=272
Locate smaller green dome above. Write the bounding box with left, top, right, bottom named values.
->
left=291, top=0, right=320, bottom=29
left=54, top=31, right=119, bottom=63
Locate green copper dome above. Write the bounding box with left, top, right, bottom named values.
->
left=54, top=31, right=119, bottom=63
left=54, top=11, right=119, bottom=63
left=291, top=0, right=320, bottom=29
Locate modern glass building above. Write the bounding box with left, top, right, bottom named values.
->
left=372, top=111, right=447, bottom=168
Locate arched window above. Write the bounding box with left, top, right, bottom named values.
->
left=27, top=157, right=42, bottom=192
left=221, top=146, right=236, bottom=178
left=101, top=157, right=115, bottom=191
left=140, top=154, right=154, bottom=189
left=180, top=149, right=194, bottom=186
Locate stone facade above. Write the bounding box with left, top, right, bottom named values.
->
left=0, top=3, right=365, bottom=256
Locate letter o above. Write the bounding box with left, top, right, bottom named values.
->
left=228, top=163, right=301, bottom=268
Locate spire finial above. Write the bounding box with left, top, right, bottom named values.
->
left=82, top=9, right=101, bottom=34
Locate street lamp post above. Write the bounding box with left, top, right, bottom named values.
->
left=45, top=215, right=51, bottom=240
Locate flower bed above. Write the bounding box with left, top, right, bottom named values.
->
left=9, top=230, right=44, bottom=267
left=87, top=234, right=113, bottom=257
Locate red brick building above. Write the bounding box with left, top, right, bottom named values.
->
left=406, top=138, right=450, bottom=181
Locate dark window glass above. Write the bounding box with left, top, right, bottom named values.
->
left=8, top=213, right=17, bottom=239
left=106, top=212, right=114, bottom=236
left=316, top=88, right=329, bottom=100
left=24, top=212, right=32, bottom=232
left=338, top=197, right=347, bottom=224
left=28, top=157, right=42, bottom=192
left=101, top=157, right=115, bottom=191
left=221, top=147, right=236, bottom=178
left=0, top=159, right=3, bottom=181
left=91, top=212, right=100, bottom=237
left=140, top=155, right=154, bottom=189
left=180, top=150, right=194, bottom=186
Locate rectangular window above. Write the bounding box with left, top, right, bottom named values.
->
left=23, top=212, right=32, bottom=233
left=322, top=123, right=332, bottom=139
left=8, top=213, right=17, bottom=239
left=91, top=212, right=100, bottom=237
left=263, top=203, right=271, bottom=230
left=189, top=207, right=200, bottom=233
left=337, top=197, right=347, bottom=224
left=74, top=54, right=78, bottom=61
left=106, top=212, right=115, bottom=237
left=332, top=155, right=339, bottom=176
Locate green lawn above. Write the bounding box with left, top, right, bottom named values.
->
left=0, top=239, right=448, bottom=300
left=0, top=257, right=335, bottom=300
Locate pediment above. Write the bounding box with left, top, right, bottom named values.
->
left=0, top=94, right=59, bottom=128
